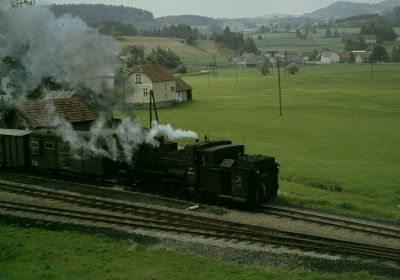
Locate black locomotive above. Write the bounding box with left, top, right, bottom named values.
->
left=0, top=128, right=279, bottom=205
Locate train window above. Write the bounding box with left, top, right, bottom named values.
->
left=30, top=141, right=39, bottom=150
left=44, top=142, right=55, bottom=150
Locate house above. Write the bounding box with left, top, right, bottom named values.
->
left=362, top=35, right=377, bottom=45
left=340, top=52, right=351, bottom=63
left=175, top=77, right=193, bottom=103
left=125, top=64, right=192, bottom=107
left=232, top=53, right=265, bottom=67
left=342, top=32, right=359, bottom=42
left=320, top=52, right=340, bottom=64
left=6, top=96, right=96, bottom=131
left=352, top=51, right=369, bottom=64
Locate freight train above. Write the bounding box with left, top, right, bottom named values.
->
left=0, top=128, right=279, bottom=205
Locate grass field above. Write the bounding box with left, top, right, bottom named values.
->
left=127, top=63, right=400, bottom=222
left=0, top=224, right=392, bottom=280
left=118, top=36, right=234, bottom=67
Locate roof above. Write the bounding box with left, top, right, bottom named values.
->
left=18, top=97, right=96, bottom=129
left=175, top=77, right=192, bottom=92
left=129, top=64, right=176, bottom=82
left=362, top=35, right=377, bottom=41
left=0, top=128, right=31, bottom=137
left=321, top=52, right=338, bottom=58
left=44, top=90, right=77, bottom=100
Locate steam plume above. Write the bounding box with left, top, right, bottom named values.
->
left=52, top=116, right=198, bottom=164
left=0, top=3, right=117, bottom=97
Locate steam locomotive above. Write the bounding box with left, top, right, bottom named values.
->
left=0, top=128, right=279, bottom=205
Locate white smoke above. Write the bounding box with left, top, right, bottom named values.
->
left=0, top=4, right=117, bottom=96
left=0, top=0, right=10, bottom=12
left=52, top=116, right=198, bottom=164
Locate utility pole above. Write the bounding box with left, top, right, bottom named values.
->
left=213, top=53, right=218, bottom=78
left=0, top=77, right=5, bottom=128
left=371, top=61, right=374, bottom=79
left=267, top=51, right=283, bottom=117
left=277, top=56, right=283, bottom=117
left=284, top=50, right=288, bottom=78
left=235, top=64, right=238, bottom=84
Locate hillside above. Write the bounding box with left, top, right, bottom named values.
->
left=118, top=37, right=234, bottom=66
left=49, top=4, right=154, bottom=24
left=304, top=0, right=400, bottom=20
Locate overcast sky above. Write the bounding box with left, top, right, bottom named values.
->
left=38, top=0, right=384, bottom=18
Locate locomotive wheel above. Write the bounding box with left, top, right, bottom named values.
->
left=247, top=185, right=263, bottom=206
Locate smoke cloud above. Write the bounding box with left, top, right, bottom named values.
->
left=0, top=0, right=10, bottom=12
left=52, top=116, right=198, bottom=164
left=0, top=3, right=117, bottom=97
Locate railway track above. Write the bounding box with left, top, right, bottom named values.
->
left=1, top=181, right=400, bottom=262
left=2, top=173, right=400, bottom=239
left=261, top=205, right=400, bottom=239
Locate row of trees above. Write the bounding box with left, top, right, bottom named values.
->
left=211, top=27, right=258, bottom=54
left=90, top=21, right=202, bottom=45
left=370, top=45, right=400, bottom=63
left=126, top=47, right=182, bottom=70
left=140, top=24, right=203, bottom=45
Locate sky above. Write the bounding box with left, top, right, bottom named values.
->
left=38, top=0, right=384, bottom=18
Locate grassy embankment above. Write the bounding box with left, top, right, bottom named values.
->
left=0, top=224, right=391, bottom=280
left=118, top=36, right=234, bottom=67
left=128, top=63, right=400, bottom=222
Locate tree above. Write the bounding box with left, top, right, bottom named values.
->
left=349, top=52, right=355, bottom=63
left=127, top=47, right=145, bottom=68
left=371, top=45, right=389, bottom=62
left=176, top=64, right=187, bottom=74
left=146, top=47, right=182, bottom=69
left=240, top=37, right=258, bottom=54
left=257, top=34, right=262, bottom=40
left=325, top=28, right=332, bottom=37
left=287, top=63, right=299, bottom=75
left=257, top=60, right=270, bottom=75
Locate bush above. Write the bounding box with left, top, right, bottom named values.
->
left=287, top=63, right=299, bottom=75
left=176, top=64, right=187, bottom=74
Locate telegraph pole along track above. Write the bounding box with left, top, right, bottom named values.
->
left=1, top=178, right=400, bottom=265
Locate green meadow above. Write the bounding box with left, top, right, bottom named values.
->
left=0, top=224, right=391, bottom=280
left=130, top=63, right=400, bottom=222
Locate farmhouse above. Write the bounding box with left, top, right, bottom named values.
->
left=321, top=52, right=340, bottom=64
left=362, top=35, right=377, bottom=45
left=232, top=53, right=265, bottom=68
left=125, top=64, right=192, bottom=107
left=6, top=96, right=96, bottom=131
left=352, top=51, right=369, bottom=64
left=340, top=52, right=351, bottom=63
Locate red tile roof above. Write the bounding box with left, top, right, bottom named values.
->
left=18, top=97, right=96, bottom=129
left=175, top=77, right=192, bottom=91
left=129, top=64, right=176, bottom=82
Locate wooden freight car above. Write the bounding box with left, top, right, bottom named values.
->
left=0, top=129, right=31, bottom=168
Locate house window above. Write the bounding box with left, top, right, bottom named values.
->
left=143, top=88, right=148, bottom=97
left=44, top=142, right=55, bottom=151
left=135, top=74, right=141, bottom=84
left=6, top=82, right=13, bottom=89
left=171, top=86, right=176, bottom=92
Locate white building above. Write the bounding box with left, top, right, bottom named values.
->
left=320, top=52, right=340, bottom=64
left=125, top=65, right=186, bottom=107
